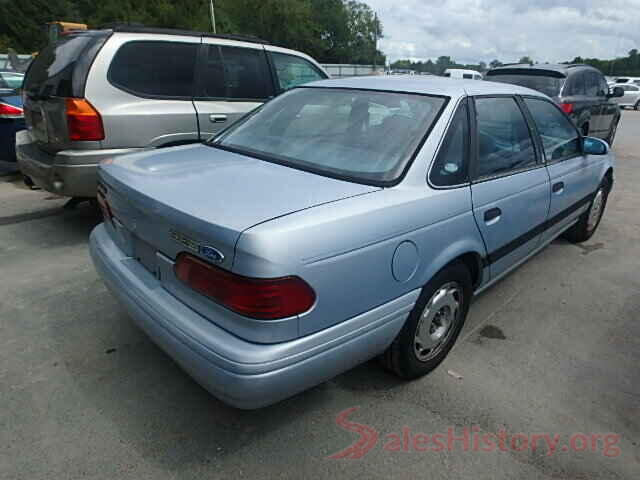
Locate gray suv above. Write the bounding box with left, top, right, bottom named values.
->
left=17, top=26, right=328, bottom=198
left=486, top=64, right=623, bottom=144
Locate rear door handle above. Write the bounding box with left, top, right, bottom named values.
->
left=484, top=207, right=502, bottom=223
left=552, top=182, right=564, bottom=193
left=209, top=114, right=227, bottom=123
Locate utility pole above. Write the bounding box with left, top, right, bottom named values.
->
left=373, top=12, right=378, bottom=73
left=210, top=0, right=216, bottom=34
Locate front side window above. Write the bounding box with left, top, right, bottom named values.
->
left=474, top=97, right=537, bottom=179
left=271, top=53, right=325, bottom=91
left=212, top=87, right=446, bottom=185
left=523, top=98, right=580, bottom=161
left=430, top=101, right=469, bottom=187
left=109, top=41, right=198, bottom=98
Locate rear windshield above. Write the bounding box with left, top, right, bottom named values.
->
left=487, top=73, right=563, bottom=97
left=211, top=87, right=447, bottom=186
left=24, top=32, right=108, bottom=98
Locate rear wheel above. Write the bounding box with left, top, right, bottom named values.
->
left=563, top=181, right=609, bottom=243
left=635, top=101, right=639, bottom=111
left=380, top=262, right=472, bottom=379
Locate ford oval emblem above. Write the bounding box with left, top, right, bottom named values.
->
left=200, top=245, right=224, bottom=263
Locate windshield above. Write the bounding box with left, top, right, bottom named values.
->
left=211, top=87, right=447, bottom=185
left=487, top=74, right=563, bottom=97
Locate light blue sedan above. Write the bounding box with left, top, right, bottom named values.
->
left=90, top=77, right=614, bottom=409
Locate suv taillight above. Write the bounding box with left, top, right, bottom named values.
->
left=560, top=102, right=574, bottom=114
left=65, top=98, right=104, bottom=141
left=174, top=253, right=316, bottom=320
left=0, top=102, right=24, bottom=119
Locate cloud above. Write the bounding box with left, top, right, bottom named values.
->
left=366, top=0, right=640, bottom=64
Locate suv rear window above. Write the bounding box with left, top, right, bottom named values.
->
left=108, top=41, right=198, bottom=98
left=487, top=72, right=563, bottom=97
left=24, top=32, right=109, bottom=98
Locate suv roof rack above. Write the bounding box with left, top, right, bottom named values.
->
left=110, top=25, right=269, bottom=45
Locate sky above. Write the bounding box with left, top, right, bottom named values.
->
left=365, top=0, right=640, bottom=65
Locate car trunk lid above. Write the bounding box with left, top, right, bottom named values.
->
left=99, top=144, right=380, bottom=271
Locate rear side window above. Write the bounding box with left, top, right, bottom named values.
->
left=523, top=98, right=580, bottom=161
left=565, top=73, right=585, bottom=96
left=585, top=72, right=599, bottom=96
left=109, top=41, right=198, bottom=98
left=430, top=101, right=470, bottom=187
left=200, top=45, right=272, bottom=100
left=271, top=52, right=325, bottom=91
left=463, top=73, right=472, bottom=79
left=474, top=97, right=536, bottom=179
left=24, top=33, right=107, bottom=98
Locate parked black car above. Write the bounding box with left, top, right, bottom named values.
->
left=486, top=64, right=623, bottom=145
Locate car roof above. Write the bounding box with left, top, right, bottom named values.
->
left=305, top=75, right=547, bottom=99
left=487, top=63, right=598, bottom=77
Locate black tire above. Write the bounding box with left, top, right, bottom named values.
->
left=380, top=262, right=472, bottom=379
left=563, top=180, right=610, bottom=243
left=23, top=175, right=34, bottom=188
left=606, top=119, right=619, bottom=146
left=635, top=101, right=639, bottom=111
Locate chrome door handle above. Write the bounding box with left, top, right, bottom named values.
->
left=209, top=114, right=227, bottom=123
left=552, top=182, right=564, bottom=194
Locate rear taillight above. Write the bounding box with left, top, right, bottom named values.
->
left=0, top=102, right=24, bottom=119
left=560, top=102, right=574, bottom=114
left=65, top=98, right=104, bottom=141
left=175, top=253, right=316, bottom=320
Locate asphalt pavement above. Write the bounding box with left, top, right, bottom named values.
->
left=1, top=111, right=639, bottom=479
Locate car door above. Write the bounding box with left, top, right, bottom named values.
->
left=623, top=85, right=640, bottom=107
left=596, top=73, right=617, bottom=133
left=470, top=96, right=550, bottom=280
left=521, top=97, right=599, bottom=243
left=193, top=41, right=274, bottom=140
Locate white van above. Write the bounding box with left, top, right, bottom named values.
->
left=443, top=68, right=483, bottom=80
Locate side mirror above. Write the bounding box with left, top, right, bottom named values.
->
left=582, top=136, right=608, bottom=155
left=609, top=86, right=624, bottom=98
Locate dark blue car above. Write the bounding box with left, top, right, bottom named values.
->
left=0, top=70, right=25, bottom=162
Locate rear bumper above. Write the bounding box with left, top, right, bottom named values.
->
left=89, top=223, right=417, bottom=409
left=16, top=131, right=146, bottom=197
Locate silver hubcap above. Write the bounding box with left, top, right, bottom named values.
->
left=414, top=282, right=462, bottom=362
left=587, top=189, right=604, bottom=232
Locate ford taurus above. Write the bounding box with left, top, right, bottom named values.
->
left=90, top=77, right=614, bottom=409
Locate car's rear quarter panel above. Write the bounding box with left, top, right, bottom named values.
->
left=235, top=186, right=487, bottom=337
